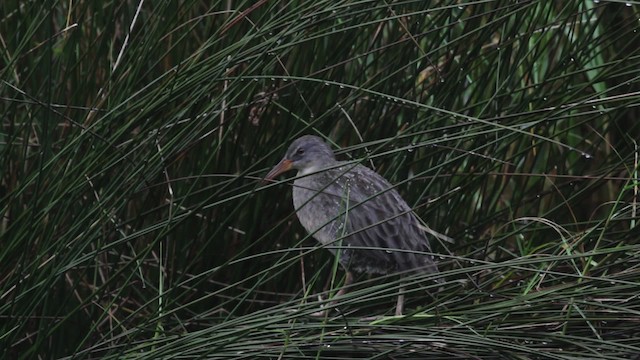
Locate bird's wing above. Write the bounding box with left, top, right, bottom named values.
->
left=327, top=164, right=438, bottom=274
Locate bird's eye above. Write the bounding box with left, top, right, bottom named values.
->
left=296, top=147, right=305, bottom=155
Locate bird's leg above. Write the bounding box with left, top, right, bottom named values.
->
left=395, top=286, right=405, bottom=316
left=318, top=270, right=352, bottom=300
left=311, top=271, right=354, bottom=317
left=334, top=271, right=354, bottom=298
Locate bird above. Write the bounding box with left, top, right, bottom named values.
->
left=264, top=135, right=439, bottom=316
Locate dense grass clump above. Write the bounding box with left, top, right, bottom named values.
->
left=1, top=1, right=640, bottom=358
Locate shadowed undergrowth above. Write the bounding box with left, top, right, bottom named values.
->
left=1, top=1, right=640, bottom=358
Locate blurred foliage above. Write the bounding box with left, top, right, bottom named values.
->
left=1, top=0, right=640, bottom=358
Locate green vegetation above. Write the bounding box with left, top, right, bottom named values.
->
left=2, top=1, right=639, bottom=358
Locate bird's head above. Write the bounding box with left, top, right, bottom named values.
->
left=264, top=135, right=336, bottom=181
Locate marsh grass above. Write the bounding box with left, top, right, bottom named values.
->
left=1, top=1, right=640, bottom=358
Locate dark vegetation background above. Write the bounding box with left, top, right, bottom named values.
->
left=1, top=1, right=640, bottom=358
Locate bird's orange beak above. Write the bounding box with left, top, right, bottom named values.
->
left=264, top=158, right=293, bottom=182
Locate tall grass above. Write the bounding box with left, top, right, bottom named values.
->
left=2, top=1, right=640, bottom=358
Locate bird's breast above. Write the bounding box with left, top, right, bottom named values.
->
left=292, top=174, right=349, bottom=246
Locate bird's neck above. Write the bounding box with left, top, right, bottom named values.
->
left=297, top=165, right=321, bottom=176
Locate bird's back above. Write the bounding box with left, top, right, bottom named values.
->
left=292, top=161, right=438, bottom=275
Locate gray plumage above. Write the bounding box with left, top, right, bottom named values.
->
left=267, top=135, right=438, bottom=277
